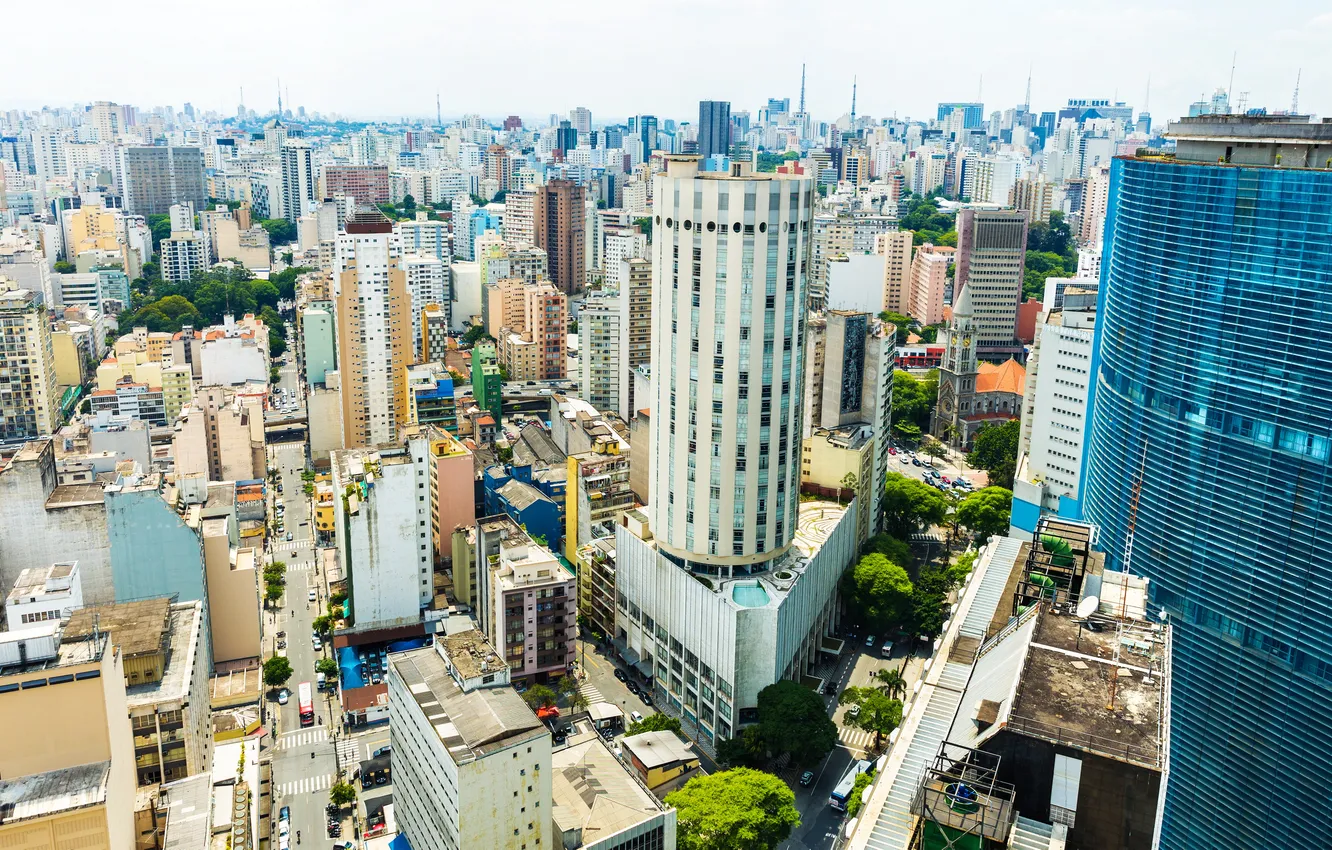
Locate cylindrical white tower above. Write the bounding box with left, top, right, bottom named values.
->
left=649, top=155, right=814, bottom=571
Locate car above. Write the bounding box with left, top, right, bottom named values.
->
left=287, top=532, right=294, bottom=541
left=888, top=447, right=897, bottom=455
left=552, top=727, right=568, bottom=743
left=278, top=820, right=290, bottom=837
left=800, top=770, right=816, bottom=787
left=600, top=727, right=616, bottom=740
left=373, top=744, right=392, bottom=758
left=865, top=634, right=876, bottom=647
left=613, top=669, right=626, bottom=682
left=641, top=692, right=653, bottom=707
left=279, top=806, right=290, bottom=822
left=940, top=476, right=951, bottom=485
left=630, top=710, right=644, bottom=724
left=611, top=744, right=623, bottom=758
left=278, top=688, right=290, bottom=705
left=371, top=673, right=381, bottom=685
left=846, top=704, right=861, bottom=719
left=313, top=637, right=322, bottom=650
left=899, top=455, right=912, bottom=464
left=308, top=589, right=317, bottom=602
left=626, top=680, right=641, bottom=696
left=912, top=457, right=923, bottom=466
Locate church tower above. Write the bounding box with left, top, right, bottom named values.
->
left=933, top=283, right=979, bottom=446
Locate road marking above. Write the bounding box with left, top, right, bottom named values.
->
left=278, top=729, right=327, bottom=749
left=277, top=773, right=332, bottom=796
left=579, top=683, right=605, bottom=705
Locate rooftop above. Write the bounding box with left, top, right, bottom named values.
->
left=620, top=730, right=698, bottom=770
left=65, top=597, right=172, bottom=659
left=45, top=482, right=105, bottom=509
left=126, top=602, right=203, bottom=709
left=552, top=736, right=668, bottom=847
left=0, top=761, right=110, bottom=824
left=6, top=562, right=79, bottom=605
left=975, top=358, right=1025, bottom=395
left=159, top=773, right=213, bottom=850
left=440, top=629, right=506, bottom=681
left=389, top=646, right=546, bottom=764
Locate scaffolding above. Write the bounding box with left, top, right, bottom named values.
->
left=910, top=743, right=1015, bottom=850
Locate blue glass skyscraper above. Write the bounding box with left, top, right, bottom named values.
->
left=1083, top=116, right=1332, bottom=850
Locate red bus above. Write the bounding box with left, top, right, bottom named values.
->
left=298, top=682, right=314, bottom=727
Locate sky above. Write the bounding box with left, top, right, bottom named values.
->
left=7, top=0, right=1330, bottom=126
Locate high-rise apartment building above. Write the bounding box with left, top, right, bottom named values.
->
left=698, top=100, right=732, bottom=162
left=877, top=230, right=913, bottom=315
left=483, top=144, right=512, bottom=191
left=569, top=106, right=593, bottom=134
left=579, top=288, right=620, bottom=413
left=906, top=244, right=951, bottom=326
left=322, top=164, right=390, bottom=206
left=955, top=209, right=1028, bottom=358
left=117, top=146, right=206, bottom=216
left=1082, top=115, right=1332, bottom=850
left=402, top=254, right=447, bottom=359
left=618, top=258, right=652, bottom=420
left=395, top=213, right=451, bottom=265
left=280, top=141, right=316, bottom=225
left=335, top=210, right=411, bottom=447
left=502, top=189, right=535, bottom=248
left=649, top=155, right=812, bottom=563
left=0, top=280, right=60, bottom=440
left=533, top=179, right=586, bottom=295
left=1079, top=162, right=1111, bottom=246
left=497, top=281, right=566, bottom=382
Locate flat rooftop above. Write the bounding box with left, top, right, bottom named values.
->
left=0, top=761, right=109, bottom=823
left=127, top=602, right=203, bottom=709
left=65, top=597, right=172, bottom=659
left=440, top=629, right=506, bottom=681
left=45, top=482, right=104, bottom=508
left=552, top=736, right=667, bottom=846
left=390, top=645, right=546, bottom=764
left=6, top=562, right=78, bottom=604
left=620, top=730, right=697, bottom=770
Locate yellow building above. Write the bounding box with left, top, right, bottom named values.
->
left=0, top=625, right=136, bottom=850
left=51, top=328, right=86, bottom=389
left=68, top=204, right=129, bottom=274
left=620, top=731, right=701, bottom=796
left=801, top=424, right=876, bottom=544
left=314, top=479, right=335, bottom=539
left=160, top=364, right=192, bottom=423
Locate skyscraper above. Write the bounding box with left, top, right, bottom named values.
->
left=554, top=121, right=577, bottom=157
left=533, top=179, right=586, bottom=295
left=0, top=280, right=60, bottom=440
left=649, top=155, right=813, bottom=563
left=1082, top=115, right=1332, bottom=850
left=954, top=208, right=1027, bottom=358
left=335, top=209, right=411, bottom=447
left=638, top=115, right=658, bottom=162
left=280, top=141, right=315, bottom=225
left=116, top=146, right=206, bottom=216
left=697, top=100, right=732, bottom=162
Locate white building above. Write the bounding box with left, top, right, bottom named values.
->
left=450, top=261, right=481, bottom=333
left=395, top=215, right=451, bottom=265
left=1011, top=282, right=1098, bottom=539
left=199, top=315, right=269, bottom=386
left=388, top=641, right=551, bottom=850
left=503, top=189, right=535, bottom=248
left=648, top=155, right=812, bottom=565
left=280, top=141, right=315, bottom=226
left=5, top=561, right=84, bottom=627
left=579, top=289, right=621, bottom=413
left=825, top=252, right=887, bottom=315
left=616, top=258, right=653, bottom=420
left=331, top=433, right=433, bottom=629
left=403, top=254, right=447, bottom=358
left=159, top=232, right=208, bottom=283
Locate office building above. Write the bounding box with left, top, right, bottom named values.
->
left=534, top=179, right=586, bottom=295
left=552, top=734, right=678, bottom=850
left=89, top=378, right=167, bottom=426
left=637, top=115, right=659, bottom=161
left=697, top=100, right=732, bottom=162
left=1081, top=115, right=1332, bottom=850
left=1011, top=283, right=1097, bottom=537
left=117, top=146, right=206, bottom=216
left=0, top=280, right=60, bottom=441
left=955, top=209, right=1028, bottom=357
left=388, top=640, right=551, bottom=850
left=331, top=432, right=434, bottom=629
left=280, top=141, right=315, bottom=225
left=336, top=209, right=412, bottom=447
left=322, top=164, right=390, bottom=206
left=937, top=102, right=985, bottom=130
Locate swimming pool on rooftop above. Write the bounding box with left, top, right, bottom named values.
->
left=731, top=582, right=770, bottom=607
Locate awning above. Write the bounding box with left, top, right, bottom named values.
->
left=634, top=659, right=654, bottom=679
left=612, top=638, right=640, bottom=666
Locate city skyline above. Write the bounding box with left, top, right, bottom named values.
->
left=6, top=1, right=1329, bottom=122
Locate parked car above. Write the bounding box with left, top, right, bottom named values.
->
left=912, top=457, right=922, bottom=466
left=373, top=744, right=391, bottom=758
left=846, top=704, right=861, bottom=719
left=865, top=634, right=876, bottom=647
left=899, top=455, right=912, bottom=464
left=626, top=680, right=641, bottom=696
left=630, top=710, right=644, bottom=724
left=600, top=727, right=616, bottom=741
left=313, top=636, right=322, bottom=651
left=287, top=532, right=294, bottom=542
left=308, top=589, right=316, bottom=602
left=800, top=770, right=816, bottom=787
left=278, top=688, right=289, bottom=705
left=888, top=447, right=897, bottom=455
left=613, top=669, right=626, bottom=682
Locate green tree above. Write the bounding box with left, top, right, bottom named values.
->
left=920, top=437, right=946, bottom=467
left=461, top=324, right=491, bottom=346
left=262, top=655, right=293, bottom=688
left=665, top=768, right=800, bottom=850
left=891, top=371, right=937, bottom=439
left=402, top=194, right=416, bottom=210
left=838, top=687, right=903, bottom=750
left=863, top=533, right=913, bottom=568
left=329, top=781, right=357, bottom=807
left=967, top=420, right=1020, bottom=488
left=955, top=487, right=1013, bottom=541
left=845, top=770, right=876, bottom=818
left=312, top=615, right=332, bottom=635
left=755, top=680, right=838, bottom=766
left=633, top=216, right=653, bottom=242
left=715, top=725, right=767, bottom=768
left=523, top=684, right=559, bottom=710
left=147, top=214, right=173, bottom=252
left=54, top=260, right=76, bottom=273
left=881, top=472, right=950, bottom=539
left=264, top=582, right=284, bottom=604
left=842, top=553, right=914, bottom=632
left=871, top=668, right=908, bottom=699
left=878, top=311, right=913, bottom=345
left=316, top=658, right=339, bottom=677
left=627, top=713, right=683, bottom=736
left=260, top=218, right=297, bottom=244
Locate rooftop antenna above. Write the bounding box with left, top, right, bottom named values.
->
left=1292, top=69, right=1301, bottom=114
left=851, top=75, right=857, bottom=122
left=276, top=78, right=282, bottom=117
left=436, top=92, right=442, bottom=127
left=285, top=85, right=291, bottom=115
left=1143, top=74, right=1151, bottom=113
left=1227, top=51, right=1237, bottom=113
left=1023, top=66, right=1032, bottom=111
left=799, top=63, right=806, bottom=115
left=977, top=74, right=983, bottom=103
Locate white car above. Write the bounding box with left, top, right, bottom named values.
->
left=630, top=710, right=644, bottom=724
left=313, top=636, right=322, bottom=651
left=278, top=689, right=290, bottom=705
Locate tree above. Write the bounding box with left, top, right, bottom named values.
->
left=555, top=675, right=580, bottom=698
left=955, top=487, right=1013, bottom=541
left=871, top=668, right=908, bottom=699
left=312, top=615, right=332, bottom=635
left=839, top=471, right=858, bottom=506
left=755, top=680, right=838, bottom=766
left=329, top=781, right=357, bottom=807
left=147, top=214, right=173, bottom=252
left=716, top=725, right=766, bottom=768
left=862, top=533, right=913, bottom=568
left=633, top=216, right=653, bottom=242
left=920, top=437, right=946, bottom=467
left=568, top=691, right=590, bottom=713
left=260, top=218, right=297, bottom=244
left=627, top=713, right=683, bottom=736
left=665, top=768, right=800, bottom=850
left=842, top=553, right=914, bottom=633
left=461, top=324, right=491, bottom=346
left=53, top=260, right=76, bottom=273
left=891, top=371, right=937, bottom=439
left=881, top=472, right=950, bottom=539
left=878, top=311, right=914, bottom=345
left=402, top=194, right=416, bottom=210
left=262, top=655, right=293, bottom=688
left=265, top=582, right=284, bottom=604
left=967, top=420, right=1020, bottom=489
left=316, top=657, right=339, bottom=677
left=522, top=684, right=558, bottom=710
left=840, top=687, right=904, bottom=751
left=846, top=770, right=875, bottom=818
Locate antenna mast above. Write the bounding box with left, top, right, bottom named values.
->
left=851, top=75, right=857, bottom=122
left=1227, top=51, right=1237, bottom=113
left=436, top=92, right=442, bottom=127
left=799, top=63, right=806, bottom=115
left=1024, top=66, right=1032, bottom=111
left=1292, top=69, right=1301, bottom=114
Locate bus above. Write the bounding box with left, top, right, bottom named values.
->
left=830, top=759, right=872, bottom=811
left=298, top=682, right=314, bottom=727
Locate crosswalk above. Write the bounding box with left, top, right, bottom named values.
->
left=838, top=723, right=879, bottom=753
left=278, top=773, right=332, bottom=796
left=278, top=728, right=327, bottom=749
left=286, top=561, right=315, bottom=571
left=273, top=539, right=314, bottom=553
left=336, top=738, right=362, bottom=765
left=579, top=682, right=605, bottom=706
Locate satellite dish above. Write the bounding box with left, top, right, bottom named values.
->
left=1075, top=595, right=1100, bottom=619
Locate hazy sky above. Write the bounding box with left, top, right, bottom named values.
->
left=7, top=0, right=1329, bottom=125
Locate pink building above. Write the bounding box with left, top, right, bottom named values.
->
left=427, top=427, right=476, bottom=568
left=908, top=244, right=953, bottom=326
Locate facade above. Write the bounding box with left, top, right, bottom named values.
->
left=103, top=471, right=208, bottom=608
left=565, top=445, right=634, bottom=553
left=955, top=209, right=1028, bottom=357
left=331, top=433, right=434, bottom=629
left=322, top=164, right=390, bottom=206
left=388, top=642, right=551, bottom=850
left=504, top=190, right=536, bottom=248
left=534, top=179, right=586, bottom=295
left=1081, top=116, right=1332, bottom=850
left=471, top=342, right=503, bottom=423
left=0, top=281, right=60, bottom=440
left=200, top=517, right=261, bottom=666
left=302, top=302, right=336, bottom=386
left=648, top=155, right=813, bottom=567
left=403, top=254, right=447, bottom=358
left=159, top=231, right=208, bottom=283
left=579, top=288, right=621, bottom=413
left=825, top=252, right=887, bottom=315
left=697, top=100, right=732, bottom=162
left=906, top=244, right=951, bottom=327
left=89, top=378, right=167, bottom=426
left=424, top=426, right=475, bottom=569
left=117, top=146, right=206, bottom=216
left=932, top=284, right=1026, bottom=447
left=617, top=258, right=653, bottom=420
left=280, top=141, right=315, bottom=225
left=336, top=210, right=412, bottom=447
left=498, top=281, right=567, bottom=381
left=5, top=561, right=84, bottom=626
left=877, top=230, right=913, bottom=315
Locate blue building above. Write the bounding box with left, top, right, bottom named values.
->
left=1082, top=115, right=1332, bottom=850
left=483, top=464, right=563, bottom=550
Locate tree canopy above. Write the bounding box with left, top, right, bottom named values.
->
left=259, top=218, right=297, bottom=244
left=862, top=533, right=912, bottom=568
left=262, top=655, right=292, bottom=688
left=522, top=684, right=558, bottom=710
left=878, top=311, right=914, bottom=346
left=881, top=471, right=950, bottom=539
left=838, top=686, right=904, bottom=749
left=329, top=781, right=357, bottom=807
left=899, top=197, right=957, bottom=246
left=842, top=553, right=914, bottom=633
left=955, top=487, right=1014, bottom=541
left=967, top=420, right=1020, bottom=489
left=715, top=725, right=766, bottom=769
left=665, top=768, right=801, bottom=850
left=891, top=371, right=938, bottom=442
left=755, top=680, right=838, bottom=766
left=627, top=712, right=682, bottom=736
